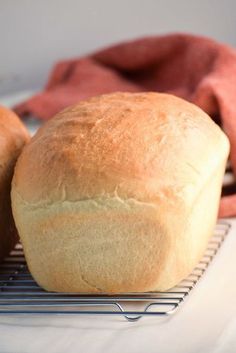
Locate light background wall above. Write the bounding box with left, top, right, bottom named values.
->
left=0, top=0, right=235, bottom=94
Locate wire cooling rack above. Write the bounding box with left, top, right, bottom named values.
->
left=0, top=222, right=230, bottom=322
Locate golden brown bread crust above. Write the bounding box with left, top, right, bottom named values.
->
left=0, top=106, right=30, bottom=262
left=11, top=93, right=229, bottom=292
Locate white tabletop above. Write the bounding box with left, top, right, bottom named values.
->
left=0, top=92, right=236, bottom=353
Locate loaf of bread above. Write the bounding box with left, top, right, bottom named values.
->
left=11, top=92, right=229, bottom=293
left=0, top=106, right=29, bottom=262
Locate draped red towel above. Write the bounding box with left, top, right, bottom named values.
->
left=14, top=33, right=236, bottom=218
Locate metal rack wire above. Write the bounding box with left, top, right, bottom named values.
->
left=0, top=222, right=230, bottom=322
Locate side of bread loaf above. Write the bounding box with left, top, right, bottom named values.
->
left=11, top=93, right=229, bottom=292
left=0, top=106, right=30, bottom=262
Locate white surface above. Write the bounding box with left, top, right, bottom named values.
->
left=0, top=92, right=236, bottom=352
left=0, top=90, right=37, bottom=108
left=0, top=0, right=236, bottom=95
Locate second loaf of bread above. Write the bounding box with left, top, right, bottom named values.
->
left=0, top=106, right=29, bottom=262
left=11, top=92, right=229, bottom=293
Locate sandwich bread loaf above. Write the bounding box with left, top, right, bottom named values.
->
left=11, top=92, right=229, bottom=292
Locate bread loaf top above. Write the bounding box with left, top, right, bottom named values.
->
left=12, top=92, right=229, bottom=210
left=0, top=106, right=29, bottom=171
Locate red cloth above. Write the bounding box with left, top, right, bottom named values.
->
left=14, top=33, right=236, bottom=218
